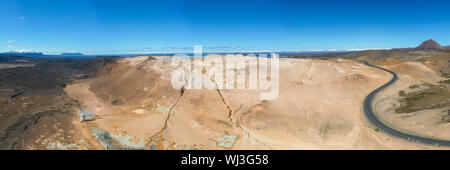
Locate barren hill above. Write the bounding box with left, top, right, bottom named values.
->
left=416, top=39, right=444, bottom=50
left=61, top=55, right=444, bottom=149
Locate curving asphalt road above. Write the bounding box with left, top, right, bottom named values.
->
left=363, top=61, right=450, bottom=147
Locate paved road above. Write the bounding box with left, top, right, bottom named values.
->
left=363, top=62, right=450, bottom=147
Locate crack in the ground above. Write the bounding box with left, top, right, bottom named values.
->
left=206, top=75, right=273, bottom=149
left=216, top=88, right=236, bottom=126
left=146, top=87, right=184, bottom=149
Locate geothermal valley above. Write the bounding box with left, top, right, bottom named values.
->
left=0, top=40, right=449, bottom=150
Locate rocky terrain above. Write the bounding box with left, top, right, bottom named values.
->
left=0, top=56, right=116, bottom=149
left=64, top=54, right=447, bottom=150
left=0, top=40, right=449, bottom=150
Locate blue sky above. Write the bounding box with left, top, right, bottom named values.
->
left=1, top=0, right=450, bottom=54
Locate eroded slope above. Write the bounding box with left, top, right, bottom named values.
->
left=65, top=56, right=445, bottom=149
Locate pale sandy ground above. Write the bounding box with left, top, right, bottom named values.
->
left=374, top=61, right=450, bottom=141
left=65, top=56, right=447, bottom=149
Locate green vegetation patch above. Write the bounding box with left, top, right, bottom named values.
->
left=111, top=98, right=124, bottom=105
left=398, top=90, right=406, bottom=96
left=395, top=84, right=450, bottom=113
left=439, top=79, right=450, bottom=85
left=409, top=84, right=419, bottom=89
left=441, top=110, right=450, bottom=124
left=439, top=70, right=450, bottom=78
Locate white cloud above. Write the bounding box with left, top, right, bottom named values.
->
left=7, top=40, right=14, bottom=43
left=0, top=40, right=15, bottom=44
left=10, top=49, right=39, bottom=53
left=18, top=16, right=26, bottom=20
left=8, top=45, right=26, bottom=48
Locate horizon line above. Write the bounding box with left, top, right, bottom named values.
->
left=1, top=48, right=391, bottom=56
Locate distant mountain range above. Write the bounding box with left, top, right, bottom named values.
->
left=61, top=53, right=84, bottom=56
left=393, top=39, right=449, bottom=51
left=0, top=51, right=44, bottom=57
left=1, top=39, right=449, bottom=58
left=0, top=52, right=86, bottom=57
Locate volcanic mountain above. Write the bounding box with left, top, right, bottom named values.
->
left=415, top=39, right=444, bottom=50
